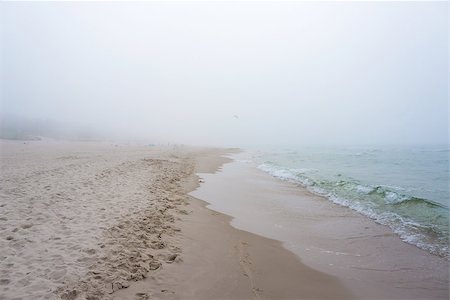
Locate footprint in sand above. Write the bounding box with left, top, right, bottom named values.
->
left=21, top=224, right=33, bottom=229
left=165, top=254, right=178, bottom=263
left=0, top=279, right=10, bottom=285
left=135, top=292, right=150, bottom=300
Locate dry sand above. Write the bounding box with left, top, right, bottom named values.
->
left=0, top=139, right=352, bottom=300
left=0, top=140, right=195, bottom=299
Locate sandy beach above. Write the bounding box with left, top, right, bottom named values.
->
left=113, top=148, right=353, bottom=300
left=0, top=140, right=352, bottom=300
left=2, top=1, right=447, bottom=299
left=1, top=140, right=448, bottom=300
left=191, top=153, right=449, bottom=299
left=0, top=139, right=204, bottom=299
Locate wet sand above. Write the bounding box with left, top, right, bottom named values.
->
left=114, top=150, right=353, bottom=300
left=1, top=140, right=352, bottom=299
left=190, top=153, right=449, bottom=299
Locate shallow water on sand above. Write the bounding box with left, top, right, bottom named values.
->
left=253, top=145, right=449, bottom=259
left=191, top=154, right=449, bottom=299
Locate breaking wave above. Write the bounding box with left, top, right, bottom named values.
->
left=258, top=162, right=449, bottom=259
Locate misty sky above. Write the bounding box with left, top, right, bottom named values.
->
left=0, top=1, right=448, bottom=146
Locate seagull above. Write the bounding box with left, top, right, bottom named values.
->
left=233, top=115, right=239, bottom=119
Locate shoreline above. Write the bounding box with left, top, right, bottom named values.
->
left=190, top=152, right=449, bottom=299
left=1, top=139, right=447, bottom=299
left=114, top=147, right=353, bottom=299
left=1, top=140, right=352, bottom=300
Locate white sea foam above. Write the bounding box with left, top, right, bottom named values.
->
left=355, top=185, right=373, bottom=194
left=257, top=161, right=449, bottom=259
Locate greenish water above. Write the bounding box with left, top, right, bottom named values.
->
left=255, top=145, right=449, bottom=259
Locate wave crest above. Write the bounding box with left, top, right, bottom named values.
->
left=257, top=162, right=449, bottom=259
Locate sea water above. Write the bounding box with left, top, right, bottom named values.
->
left=253, top=145, right=449, bottom=259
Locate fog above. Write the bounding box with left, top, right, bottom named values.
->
left=0, top=1, right=448, bottom=147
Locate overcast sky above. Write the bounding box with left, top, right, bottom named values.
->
left=0, top=1, right=448, bottom=146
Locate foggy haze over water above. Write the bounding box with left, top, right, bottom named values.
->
left=0, top=1, right=448, bottom=147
